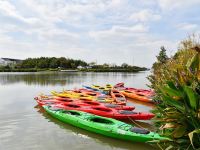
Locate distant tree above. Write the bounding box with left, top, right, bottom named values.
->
left=58, top=57, right=68, bottom=68
left=21, top=58, right=36, bottom=68
left=156, top=46, right=169, bottom=64
left=49, top=57, right=59, bottom=68
left=121, top=63, right=129, bottom=68
left=37, top=57, right=49, bottom=68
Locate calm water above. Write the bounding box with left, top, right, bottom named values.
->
left=0, top=71, right=157, bottom=150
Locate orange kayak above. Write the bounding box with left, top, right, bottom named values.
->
left=120, top=90, right=153, bottom=103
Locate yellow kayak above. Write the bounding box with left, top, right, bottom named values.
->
left=91, top=85, right=110, bottom=94
left=51, top=91, right=114, bottom=103
left=91, top=84, right=113, bottom=94
left=104, top=84, right=113, bottom=90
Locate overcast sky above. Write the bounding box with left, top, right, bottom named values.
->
left=0, top=0, right=199, bottom=67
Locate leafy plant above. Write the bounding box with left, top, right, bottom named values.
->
left=149, top=35, right=200, bottom=149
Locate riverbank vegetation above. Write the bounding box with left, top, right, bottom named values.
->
left=148, top=35, right=200, bottom=149
left=0, top=57, right=147, bottom=72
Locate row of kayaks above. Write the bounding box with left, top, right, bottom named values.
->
left=83, top=83, right=155, bottom=103
left=50, top=84, right=154, bottom=104
left=35, top=96, right=154, bottom=120
left=35, top=83, right=169, bottom=143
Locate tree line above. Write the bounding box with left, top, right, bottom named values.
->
left=17, top=57, right=88, bottom=69
left=0, top=57, right=148, bottom=72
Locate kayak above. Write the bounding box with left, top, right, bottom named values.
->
left=110, top=89, right=127, bottom=105
left=51, top=91, right=114, bottom=103
left=43, top=105, right=169, bottom=142
left=105, top=84, right=113, bottom=90
left=35, top=97, right=135, bottom=110
left=120, top=90, right=153, bottom=103
left=114, top=83, right=154, bottom=97
left=64, top=91, right=115, bottom=103
left=83, top=85, right=109, bottom=95
left=124, top=88, right=154, bottom=97
left=50, top=103, right=154, bottom=120
left=73, top=88, right=104, bottom=97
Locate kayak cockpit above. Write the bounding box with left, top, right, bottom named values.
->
left=88, top=117, right=114, bottom=124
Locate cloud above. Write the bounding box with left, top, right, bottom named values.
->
left=0, top=1, right=38, bottom=24
left=89, top=24, right=148, bottom=40
left=129, top=9, right=161, bottom=22
left=176, top=23, right=198, bottom=31
left=157, top=0, right=200, bottom=10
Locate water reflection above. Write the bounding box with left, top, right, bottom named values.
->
left=35, top=106, right=157, bottom=150
left=0, top=72, right=83, bottom=86
left=0, top=71, right=150, bottom=88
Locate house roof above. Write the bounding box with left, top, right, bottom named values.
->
left=1, top=58, right=22, bottom=62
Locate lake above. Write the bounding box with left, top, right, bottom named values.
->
left=0, top=71, right=157, bottom=150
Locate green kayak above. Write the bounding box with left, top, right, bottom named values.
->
left=43, top=105, right=169, bottom=143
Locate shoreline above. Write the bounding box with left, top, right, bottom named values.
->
left=0, top=68, right=149, bottom=73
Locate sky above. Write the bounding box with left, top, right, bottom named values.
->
left=0, top=0, right=200, bottom=67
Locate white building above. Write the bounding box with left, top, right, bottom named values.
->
left=0, top=58, right=22, bottom=66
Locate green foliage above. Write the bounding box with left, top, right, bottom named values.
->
left=19, top=57, right=88, bottom=69
left=156, top=46, right=169, bottom=64
left=149, top=35, right=200, bottom=149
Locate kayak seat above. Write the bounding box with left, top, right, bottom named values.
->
left=117, top=98, right=126, bottom=102
left=45, top=102, right=55, bottom=105
left=115, top=94, right=123, bottom=97
left=84, top=101, right=99, bottom=105
left=137, top=94, right=145, bottom=96
left=80, top=98, right=90, bottom=101
left=119, top=110, right=137, bottom=114
left=88, top=93, right=96, bottom=96
left=93, top=107, right=112, bottom=112
left=89, top=117, right=113, bottom=124
left=60, top=99, right=73, bottom=102
left=130, top=127, right=150, bottom=134
left=105, top=104, right=117, bottom=108
left=124, top=91, right=132, bottom=93
left=66, top=104, right=80, bottom=108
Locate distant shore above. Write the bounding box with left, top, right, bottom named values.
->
left=0, top=57, right=148, bottom=73
left=0, top=68, right=149, bottom=72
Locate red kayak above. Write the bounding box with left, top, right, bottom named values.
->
left=35, top=97, right=135, bottom=111
left=110, top=89, right=127, bottom=105
left=49, top=103, right=154, bottom=120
